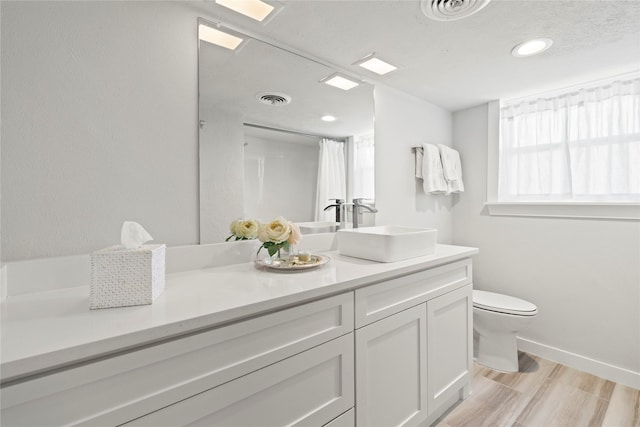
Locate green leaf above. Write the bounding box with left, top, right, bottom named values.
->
left=267, top=244, right=280, bottom=257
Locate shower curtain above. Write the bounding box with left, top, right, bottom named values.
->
left=315, top=138, right=346, bottom=222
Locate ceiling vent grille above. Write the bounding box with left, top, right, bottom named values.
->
left=256, top=92, right=292, bottom=106
left=421, top=0, right=492, bottom=21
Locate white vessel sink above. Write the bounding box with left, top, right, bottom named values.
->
left=296, top=221, right=339, bottom=235
left=337, top=225, right=437, bottom=262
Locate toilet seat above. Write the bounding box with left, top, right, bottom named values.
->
left=473, top=290, right=538, bottom=316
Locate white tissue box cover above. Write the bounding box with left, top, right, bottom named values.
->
left=90, top=244, right=166, bottom=309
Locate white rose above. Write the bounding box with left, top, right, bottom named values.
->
left=229, top=219, right=240, bottom=235
left=235, top=219, right=259, bottom=239
left=258, top=217, right=291, bottom=243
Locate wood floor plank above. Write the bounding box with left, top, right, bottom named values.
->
left=513, top=380, right=608, bottom=427
left=549, top=364, right=617, bottom=401
left=434, top=352, right=640, bottom=427
left=434, top=375, right=528, bottom=427
left=482, top=352, right=557, bottom=396
left=601, top=384, right=640, bottom=427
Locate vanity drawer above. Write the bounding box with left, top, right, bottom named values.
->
left=1, top=292, right=354, bottom=427
left=354, top=259, right=471, bottom=328
left=124, top=334, right=354, bottom=427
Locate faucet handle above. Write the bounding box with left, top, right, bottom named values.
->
left=329, top=198, right=345, bottom=204
left=353, top=198, right=373, bottom=205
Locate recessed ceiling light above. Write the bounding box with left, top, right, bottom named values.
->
left=355, top=54, right=397, bottom=75
left=198, top=24, right=243, bottom=50
left=215, top=0, right=275, bottom=22
left=512, top=38, right=553, bottom=58
left=320, top=73, right=360, bottom=91
left=321, top=115, right=336, bottom=122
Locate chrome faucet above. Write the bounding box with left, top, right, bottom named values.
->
left=323, top=199, right=345, bottom=224
left=352, top=198, right=378, bottom=228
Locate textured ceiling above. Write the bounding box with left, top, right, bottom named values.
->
left=193, top=0, right=640, bottom=112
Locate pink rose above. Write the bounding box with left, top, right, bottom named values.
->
left=287, top=222, right=302, bottom=246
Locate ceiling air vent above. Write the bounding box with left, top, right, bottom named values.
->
left=256, top=92, right=292, bottom=106
left=421, top=0, right=492, bottom=21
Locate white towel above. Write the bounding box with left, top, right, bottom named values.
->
left=420, top=143, right=448, bottom=194
left=437, top=144, right=464, bottom=193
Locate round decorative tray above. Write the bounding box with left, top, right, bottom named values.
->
left=255, top=254, right=330, bottom=271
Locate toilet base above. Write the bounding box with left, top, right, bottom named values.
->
left=475, top=332, right=519, bottom=372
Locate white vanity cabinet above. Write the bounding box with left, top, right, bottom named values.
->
left=354, top=259, right=473, bottom=427
left=1, top=293, right=355, bottom=427
left=1, top=247, right=477, bottom=427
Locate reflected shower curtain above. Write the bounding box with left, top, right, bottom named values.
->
left=315, top=138, right=346, bottom=222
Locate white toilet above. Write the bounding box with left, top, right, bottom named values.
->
left=473, top=290, right=538, bottom=372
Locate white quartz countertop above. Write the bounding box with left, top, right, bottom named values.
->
left=0, top=244, right=477, bottom=382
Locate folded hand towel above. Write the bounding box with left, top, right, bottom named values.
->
left=437, top=144, right=464, bottom=193
left=421, top=143, right=448, bottom=194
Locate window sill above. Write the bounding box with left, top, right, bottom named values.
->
left=485, top=202, right=640, bottom=220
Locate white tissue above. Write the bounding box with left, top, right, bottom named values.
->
left=121, top=221, right=153, bottom=249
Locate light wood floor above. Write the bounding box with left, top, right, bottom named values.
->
left=434, top=352, right=640, bottom=427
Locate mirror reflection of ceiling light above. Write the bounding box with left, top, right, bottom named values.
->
left=215, top=0, right=275, bottom=22
left=512, top=38, right=553, bottom=57
left=355, top=54, right=397, bottom=75
left=320, top=73, right=360, bottom=91
left=321, top=115, right=336, bottom=122
left=198, top=24, right=243, bottom=50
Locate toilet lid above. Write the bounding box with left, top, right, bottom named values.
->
left=473, top=290, right=538, bottom=316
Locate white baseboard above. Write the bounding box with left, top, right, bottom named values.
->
left=517, top=337, right=640, bottom=389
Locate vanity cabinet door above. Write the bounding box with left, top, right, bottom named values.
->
left=125, top=334, right=354, bottom=427
left=355, top=305, right=428, bottom=427
left=426, top=284, right=473, bottom=416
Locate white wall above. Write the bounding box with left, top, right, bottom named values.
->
left=244, top=136, right=318, bottom=224
left=374, top=85, right=453, bottom=243
left=452, top=104, right=640, bottom=385
left=1, top=1, right=200, bottom=261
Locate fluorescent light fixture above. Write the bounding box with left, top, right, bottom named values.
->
left=215, top=0, right=275, bottom=22
left=355, top=54, right=397, bottom=75
left=512, top=38, right=553, bottom=57
left=321, top=115, right=336, bottom=122
left=320, top=73, right=360, bottom=91
left=198, top=24, right=243, bottom=50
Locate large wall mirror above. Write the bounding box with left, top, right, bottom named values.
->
left=198, top=19, right=375, bottom=243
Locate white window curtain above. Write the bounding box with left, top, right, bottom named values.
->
left=499, top=75, right=640, bottom=202
left=315, top=138, right=346, bottom=221
left=353, top=134, right=375, bottom=199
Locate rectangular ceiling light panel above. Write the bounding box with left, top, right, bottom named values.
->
left=356, top=55, right=397, bottom=75
left=215, top=0, right=275, bottom=22
left=321, top=73, right=360, bottom=91
left=198, top=24, right=243, bottom=50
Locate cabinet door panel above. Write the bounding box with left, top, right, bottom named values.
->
left=125, top=334, right=354, bottom=427
left=426, top=284, right=472, bottom=416
left=356, top=305, right=427, bottom=427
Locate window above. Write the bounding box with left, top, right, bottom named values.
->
left=498, top=74, right=640, bottom=204
left=352, top=134, right=375, bottom=199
